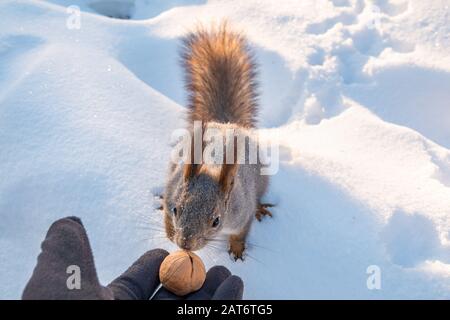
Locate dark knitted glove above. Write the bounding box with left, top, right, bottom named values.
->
left=22, top=217, right=243, bottom=300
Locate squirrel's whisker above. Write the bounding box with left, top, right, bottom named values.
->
left=202, top=248, right=215, bottom=262
left=131, top=220, right=164, bottom=230
left=140, top=235, right=170, bottom=241
left=204, top=243, right=223, bottom=251
left=243, top=252, right=264, bottom=265
left=245, top=241, right=275, bottom=253
left=135, top=215, right=164, bottom=224
left=134, top=225, right=165, bottom=233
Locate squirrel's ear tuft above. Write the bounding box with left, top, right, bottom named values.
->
left=183, top=163, right=200, bottom=181
left=219, top=163, right=238, bottom=193
left=183, top=125, right=205, bottom=181
left=219, top=133, right=239, bottom=193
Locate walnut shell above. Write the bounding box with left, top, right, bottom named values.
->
left=159, top=250, right=206, bottom=296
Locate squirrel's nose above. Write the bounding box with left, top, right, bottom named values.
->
left=178, top=237, right=192, bottom=250
left=181, top=240, right=192, bottom=250
left=181, top=241, right=192, bottom=250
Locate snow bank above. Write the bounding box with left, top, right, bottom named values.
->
left=1, top=0, right=449, bottom=299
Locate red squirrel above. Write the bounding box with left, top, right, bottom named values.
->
left=163, top=23, right=272, bottom=260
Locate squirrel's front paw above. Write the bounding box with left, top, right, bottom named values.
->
left=228, top=236, right=246, bottom=261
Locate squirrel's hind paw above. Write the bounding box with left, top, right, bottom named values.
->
left=228, top=237, right=246, bottom=261
left=255, top=203, right=274, bottom=221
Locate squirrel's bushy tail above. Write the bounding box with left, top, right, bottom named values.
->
left=182, top=22, right=258, bottom=128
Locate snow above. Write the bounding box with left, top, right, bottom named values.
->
left=1, top=0, right=450, bottom=299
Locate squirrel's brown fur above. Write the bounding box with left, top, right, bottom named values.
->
left=182, top=22, right=258, bottom=128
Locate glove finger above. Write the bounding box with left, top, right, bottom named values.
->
left=22, top=217, right=112, bottom=300
left=187, top=266, right=231, bottom=300
left=108, top=249, right=169, bottom=300
left=212, top=275, right=244, bottom=300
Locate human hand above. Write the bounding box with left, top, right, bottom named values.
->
left=22, top=217, right=243, bottom=300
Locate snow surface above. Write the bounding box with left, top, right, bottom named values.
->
left=1, top=0, right=450, bottom=299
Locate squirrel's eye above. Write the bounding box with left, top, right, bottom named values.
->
left=172, top=207, right=177, bottom=216
left=212, top=217, right=220, bottom=228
